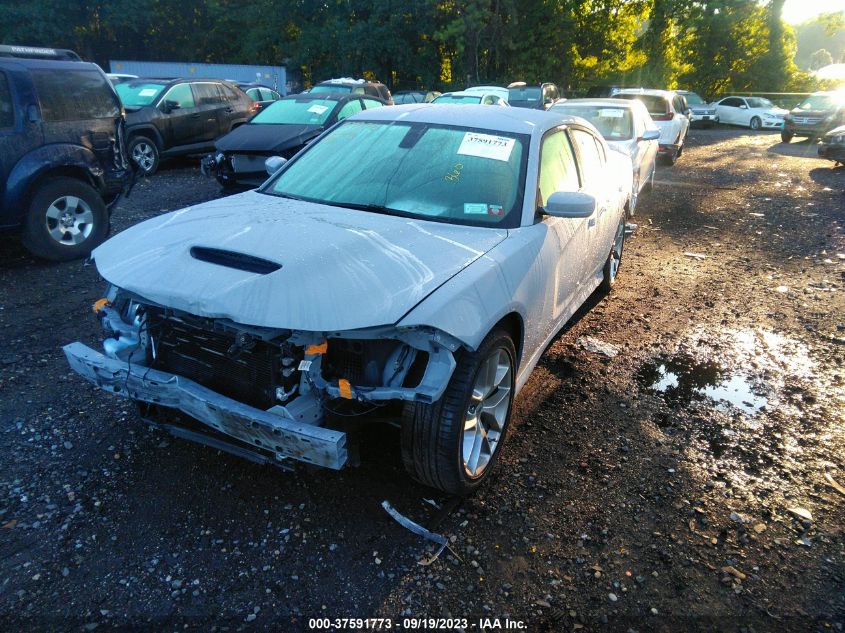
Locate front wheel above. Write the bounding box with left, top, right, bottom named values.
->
left=401, top=328, right=516, bottom=495
left=129, top=136, right=160, bottom=175
left=21, top=177, right=109, bottom=261
left=781, top=130, right=793, bottom=143
left=750, top=116, right=762, bottom=131
left=600, top=218, right=625, bottom=293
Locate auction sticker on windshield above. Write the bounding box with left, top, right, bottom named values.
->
left=457, top=132, right=515, bottom=162
left=308, top=104, right=329, bottom=114
left=599, top=109, right=624, bottom=118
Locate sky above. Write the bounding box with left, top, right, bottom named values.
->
left=781, top=0, right=845, bottom=24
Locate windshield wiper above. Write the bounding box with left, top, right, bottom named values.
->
left=322, top=201, right=407, bottom=217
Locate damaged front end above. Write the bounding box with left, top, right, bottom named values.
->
left=63, top=286, right=459, bottom=470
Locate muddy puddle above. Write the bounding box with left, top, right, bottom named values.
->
left=637, top=353, right=768, bottom=415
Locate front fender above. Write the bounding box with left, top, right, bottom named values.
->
left=397, top=238, right=529, bottom=355
left=3, top=144, right=103, bottom=224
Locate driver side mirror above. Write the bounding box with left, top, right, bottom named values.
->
left=544, top=191, right=596, bottom=218
left=265, top=155, right=287, bottom=175
left=160, top=99, right=180, bottom=114
left=639, top=129, right=660, bottom=141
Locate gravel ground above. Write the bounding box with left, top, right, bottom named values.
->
left=0, top=130, right=843, bottom=632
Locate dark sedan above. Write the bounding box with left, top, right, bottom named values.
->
left=202, top=92, right=386, bottom=189
left=818, top=125, right=845, bottom=167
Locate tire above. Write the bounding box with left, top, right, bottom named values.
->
left=660, top=151, right=676, bottom=166
left=750, top=116, right=761, bottom=131
left=129, top=135, right=160, bottom=175
left=600, top=217, right=625, bottom=293
left=643, top=162, right=656, bottom=192
left=21, top=177, right=109, bottom=262
left=401, top=327, right=516, bottom=495
left=781, top=130, right=793, bottom=143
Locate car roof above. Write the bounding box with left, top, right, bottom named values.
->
left=615, top=88, right=674, bottom=98
left=552, top=98, right=637, bottom=109
left=351, top=103, right=584, bottom=135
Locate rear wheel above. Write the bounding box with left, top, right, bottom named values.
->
left=401, top=327, right=516, bottom=495
left=781, top=130, right=793, bottom=143
left=21, top=177, right=109, bottom=261
left=750, top=116, right=762, bottom=131
left=600, top=217, right=625, bottom=293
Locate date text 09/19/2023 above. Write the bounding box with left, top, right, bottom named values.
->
left=307, top=617, right=528, bottom=630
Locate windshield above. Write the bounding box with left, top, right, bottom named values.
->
left=616, top=94, right=668, bottom=116
left=433, top=94, right=482, bottom=104
left=797, top=94, right=839, bottom=111
left=682, top=92, right=704, bottom=104
left=115, top=82, right=165, bottom=107
left=265, top=120, right=527, bottom=228
left=394, top=93, right=422, bottom=104
left=251, top=98, right=337, bottom=125
left=310, top=84, right=352, bottom=94
left=552, top=105, right=633, bottom=140
left=746, top=97, right=774, bottom=109
left=509, top=87, right=541, bottom=102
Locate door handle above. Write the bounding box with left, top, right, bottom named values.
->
left=588, top=218, right=596, bottom=227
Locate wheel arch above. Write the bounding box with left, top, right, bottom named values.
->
left=493, top=312, right=525, bottom=370
left=126, top=126, right=164, bottom=149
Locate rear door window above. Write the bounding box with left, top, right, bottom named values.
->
left=31, top=69, right=119, bottom=121
left=194, top=83, right=222, bottom=106
left=571, top=129, right=604, bottom=186
left=0, top=72, right=13, bottom=128
left=362, top=98, right=384, bottom=110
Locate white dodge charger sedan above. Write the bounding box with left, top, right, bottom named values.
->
left=64, top=105, right=632, bottom=495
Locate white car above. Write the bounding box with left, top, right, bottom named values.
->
left=432, top=90, right=508, bottom=106
left=64, top=105, right=631, bottom=495
left=615, top=89, right=690, bottom=165
left=463, top=85, right=510, bottom=102
left=551, top=98, right=659, bottom=215
left=712, top=96, right=788, bottom=130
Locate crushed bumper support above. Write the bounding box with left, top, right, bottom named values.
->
left=63, top=342, right=347, bottom=470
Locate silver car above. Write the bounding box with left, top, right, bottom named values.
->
left=551, top=98, right=659, bottom=215
left=64, top=105, right=632, bottom=495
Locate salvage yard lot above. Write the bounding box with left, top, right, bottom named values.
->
left=0, top=127, right=842, bottom=631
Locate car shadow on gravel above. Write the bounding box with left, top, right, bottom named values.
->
left=766, top=138, right=822, bottom=159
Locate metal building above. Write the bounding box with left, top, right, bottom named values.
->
left=109, top=60, right=287, bottom=94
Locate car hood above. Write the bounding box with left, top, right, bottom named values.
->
left=214, top=123, right=325, bottom=153
left=760, top=107, right=788, bottom=116
left=92, top=191, right=508, bottom=331
left=824, top=124, right=845, bottom=138
left=789, top=109, right=830, bottom=118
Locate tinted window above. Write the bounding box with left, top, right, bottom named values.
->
left=538, top=130, right=579, bottom=207
left=362, top=98, right=384, bottom=110
left=194, top=83, right=222, bottom=106
left=0, top=72, right=13, bottom=128
left=617, top=94, right=668, bottom=116
left=337, top=99, right=363, bottom=120
left=245, top=88, right=261, bottom=100
left=721, top=97, right=743, bottom=107
left=310, top=84, right=352, bottom=94
left=571, top=129, right=603, bottom=185
left=683, top=92, right=705, bottom=104
left=261, top=88, right=280, bottom=101
left=162, top=83, right=195, bottom=109
left=32, top=69, right=119, bottom=121
left=220, top=85, right=241, bottom=102
left=267, top=121, right=527, bottom=229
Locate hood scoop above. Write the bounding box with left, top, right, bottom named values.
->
left=189, top=247, right=282, bottom=275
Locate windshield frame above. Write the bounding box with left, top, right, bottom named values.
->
left=258, top=119, right=531, bottom=230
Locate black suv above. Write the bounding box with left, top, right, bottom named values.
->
left=0, top=45, right=130, bottom=261
left=308, top=78, right=394, bottom=105
left=115, top=78, right=254, bottom=175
